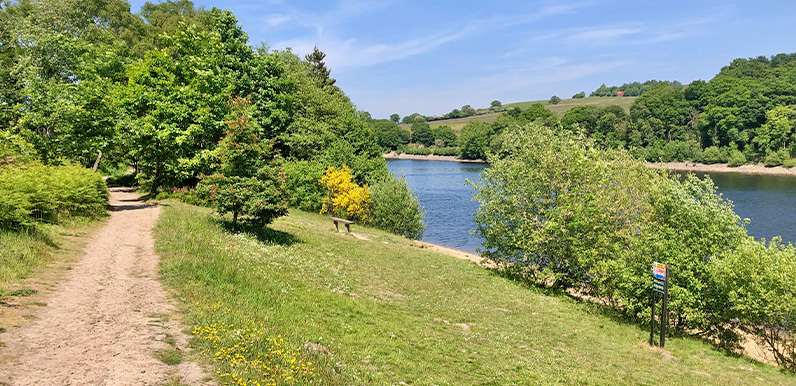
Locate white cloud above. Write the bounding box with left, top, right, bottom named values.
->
left=567, top=28, right=641, bottom=42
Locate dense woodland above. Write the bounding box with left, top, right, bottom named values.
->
left=0, top=0, right=423, bottom=236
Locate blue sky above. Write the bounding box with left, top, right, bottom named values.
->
left=128, top=0, right=796, bottom=119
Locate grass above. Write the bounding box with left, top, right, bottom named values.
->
left=155, top=201, right=796, bottom=385
left=154, top=349, right=183, bottom=366
left=401, top=97, right=639, bottom=135
left=0, top=220, right=99, bottom=292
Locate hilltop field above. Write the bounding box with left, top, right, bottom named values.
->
left=399, top=96, right=637, bottom=133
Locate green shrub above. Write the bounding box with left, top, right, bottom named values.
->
left=702, top=146, right=725, bottom=164
left=764, top=150, right=783, bottom=167
left=727, top=149, right=747, bottom=167
left=402, top=147, right=432, bottom=156
left=712, top=238, right=796, bottom=370
left=0, top=161, right=108, bottom=230
left=369, top=174, right=425, bottom=239
left=472, top=123, right=755, bottom=350
left=431, top=147, right=461, bottom=157
left=284, top=160, right=325, bottom=212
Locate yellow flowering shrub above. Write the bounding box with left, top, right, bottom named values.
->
left=319, top=166, right=371, bottom=221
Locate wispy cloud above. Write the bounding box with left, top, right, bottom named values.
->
left=271, top=0, right=603, bottom=70
left=567, top=28, right=641, bottom=42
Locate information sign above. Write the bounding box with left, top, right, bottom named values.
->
left=650, top=262, right=670, bottom=347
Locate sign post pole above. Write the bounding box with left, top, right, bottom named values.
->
left=649, top=291, right=656, bottom=346
left=660, top=264, right=669, bottom=348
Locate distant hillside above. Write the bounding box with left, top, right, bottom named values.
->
left=400, top=96, right=637, bottom=132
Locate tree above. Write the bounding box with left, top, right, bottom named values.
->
left=459, top=120, right=492, bottom=159
left=432, top=125, right=457, bottom=147
left=753, top=105, right=795, bottom=153
left=490, top=100, right=502, bottom=108
left=572, top=91, right=586, bottom=98
left=304, top=45, right=336, bottom=87
left=370, top=119, right=409, bottom=150
left=519, top=104, right=554, bottom=123
left=389, top=113, right=400, bottom=123
left=118, top=23, right=230, bottom=193
left=411, top=120, right=434, bottom=147
left=198, top=96, right=288, bottom=228
left=549, top=95, right=561, bottom=105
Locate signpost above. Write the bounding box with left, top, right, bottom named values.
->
left=650, top=262, right=669, bottom=347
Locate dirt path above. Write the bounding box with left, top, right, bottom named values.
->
left=0, top=188, right=211, bottom=386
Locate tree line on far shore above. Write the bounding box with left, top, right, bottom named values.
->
left=370, top=53, right=796, bottom=167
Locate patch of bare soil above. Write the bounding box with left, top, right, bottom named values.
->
left=412, top=241, right=496, bottom=268
left=0, top=188, right=213, bottom=385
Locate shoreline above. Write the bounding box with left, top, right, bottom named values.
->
left=648, top=162, right=796, bottom=176
left=382, top=152, right=486, bottom=163
left=384, top=153, right=796, bottom=176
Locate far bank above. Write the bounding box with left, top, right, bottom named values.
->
left=385, top=153, right=796, bottom=177
left=382, top=152, right=486, bottom=164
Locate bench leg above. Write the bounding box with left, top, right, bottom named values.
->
left=345, top=223, right=350, bottom=233
left=333, top=222, right=339, bottom=232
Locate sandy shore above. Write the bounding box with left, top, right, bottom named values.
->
left=648, top=162, right=796, bottom=176
left=382, top=152, right=486, bottom=163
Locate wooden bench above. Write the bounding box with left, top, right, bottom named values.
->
left=329, top=217, right=354, bottom=233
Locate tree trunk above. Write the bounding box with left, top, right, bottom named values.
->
left=232, top=211, right=238, bottom=229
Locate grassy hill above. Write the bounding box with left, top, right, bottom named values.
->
left=154, top=201, right=794, bottom=385
left=400, top=96, right=637, bottom=133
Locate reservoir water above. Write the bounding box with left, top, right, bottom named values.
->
left=681, top=172, right=796, bottom=244
left=386, top=160, right=487, bottom=254
left=388, top=159, right=796, bottom=254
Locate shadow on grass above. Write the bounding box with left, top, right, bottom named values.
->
left=217, top=220, right=302, bottom=247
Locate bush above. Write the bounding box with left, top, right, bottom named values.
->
left=764, top=150, right=783, bottom=167
left=319, top=166, right=370, bottom=221
left=702, top=146, right=725, bottom=164
left=402, top=147, right=432, bottom=156
left=472, top=123, right=754, bottom=348
left=0, top=161, right=108, bottom=230
left=432, top=147, right=461, bottom=157
left=712, top=238, right=796, bottom=370
left=369, top=175, right=425, bottom=239
left=284, top=161, right=325, bottom=212
left=727, top=149, right=747, bottom=167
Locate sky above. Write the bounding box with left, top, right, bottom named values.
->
left=127, top=0, right=796, bottom=119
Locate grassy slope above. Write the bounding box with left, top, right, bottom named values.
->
left=401, top=97, right=638, bottom=134
left=155, top=201, right=794, bottom=385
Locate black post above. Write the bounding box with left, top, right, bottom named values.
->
left=660, top=264, right=669, bottom=348
left=650, top=292, right=656, bottom=346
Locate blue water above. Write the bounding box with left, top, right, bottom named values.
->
left=682, top=172, right=796, bottom=244
left=388, top=159, right=796, bottom=254
left=386, top=160, right=488, bottom=254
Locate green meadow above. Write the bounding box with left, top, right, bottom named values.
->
left=154, top=201, right=794, bottom=385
